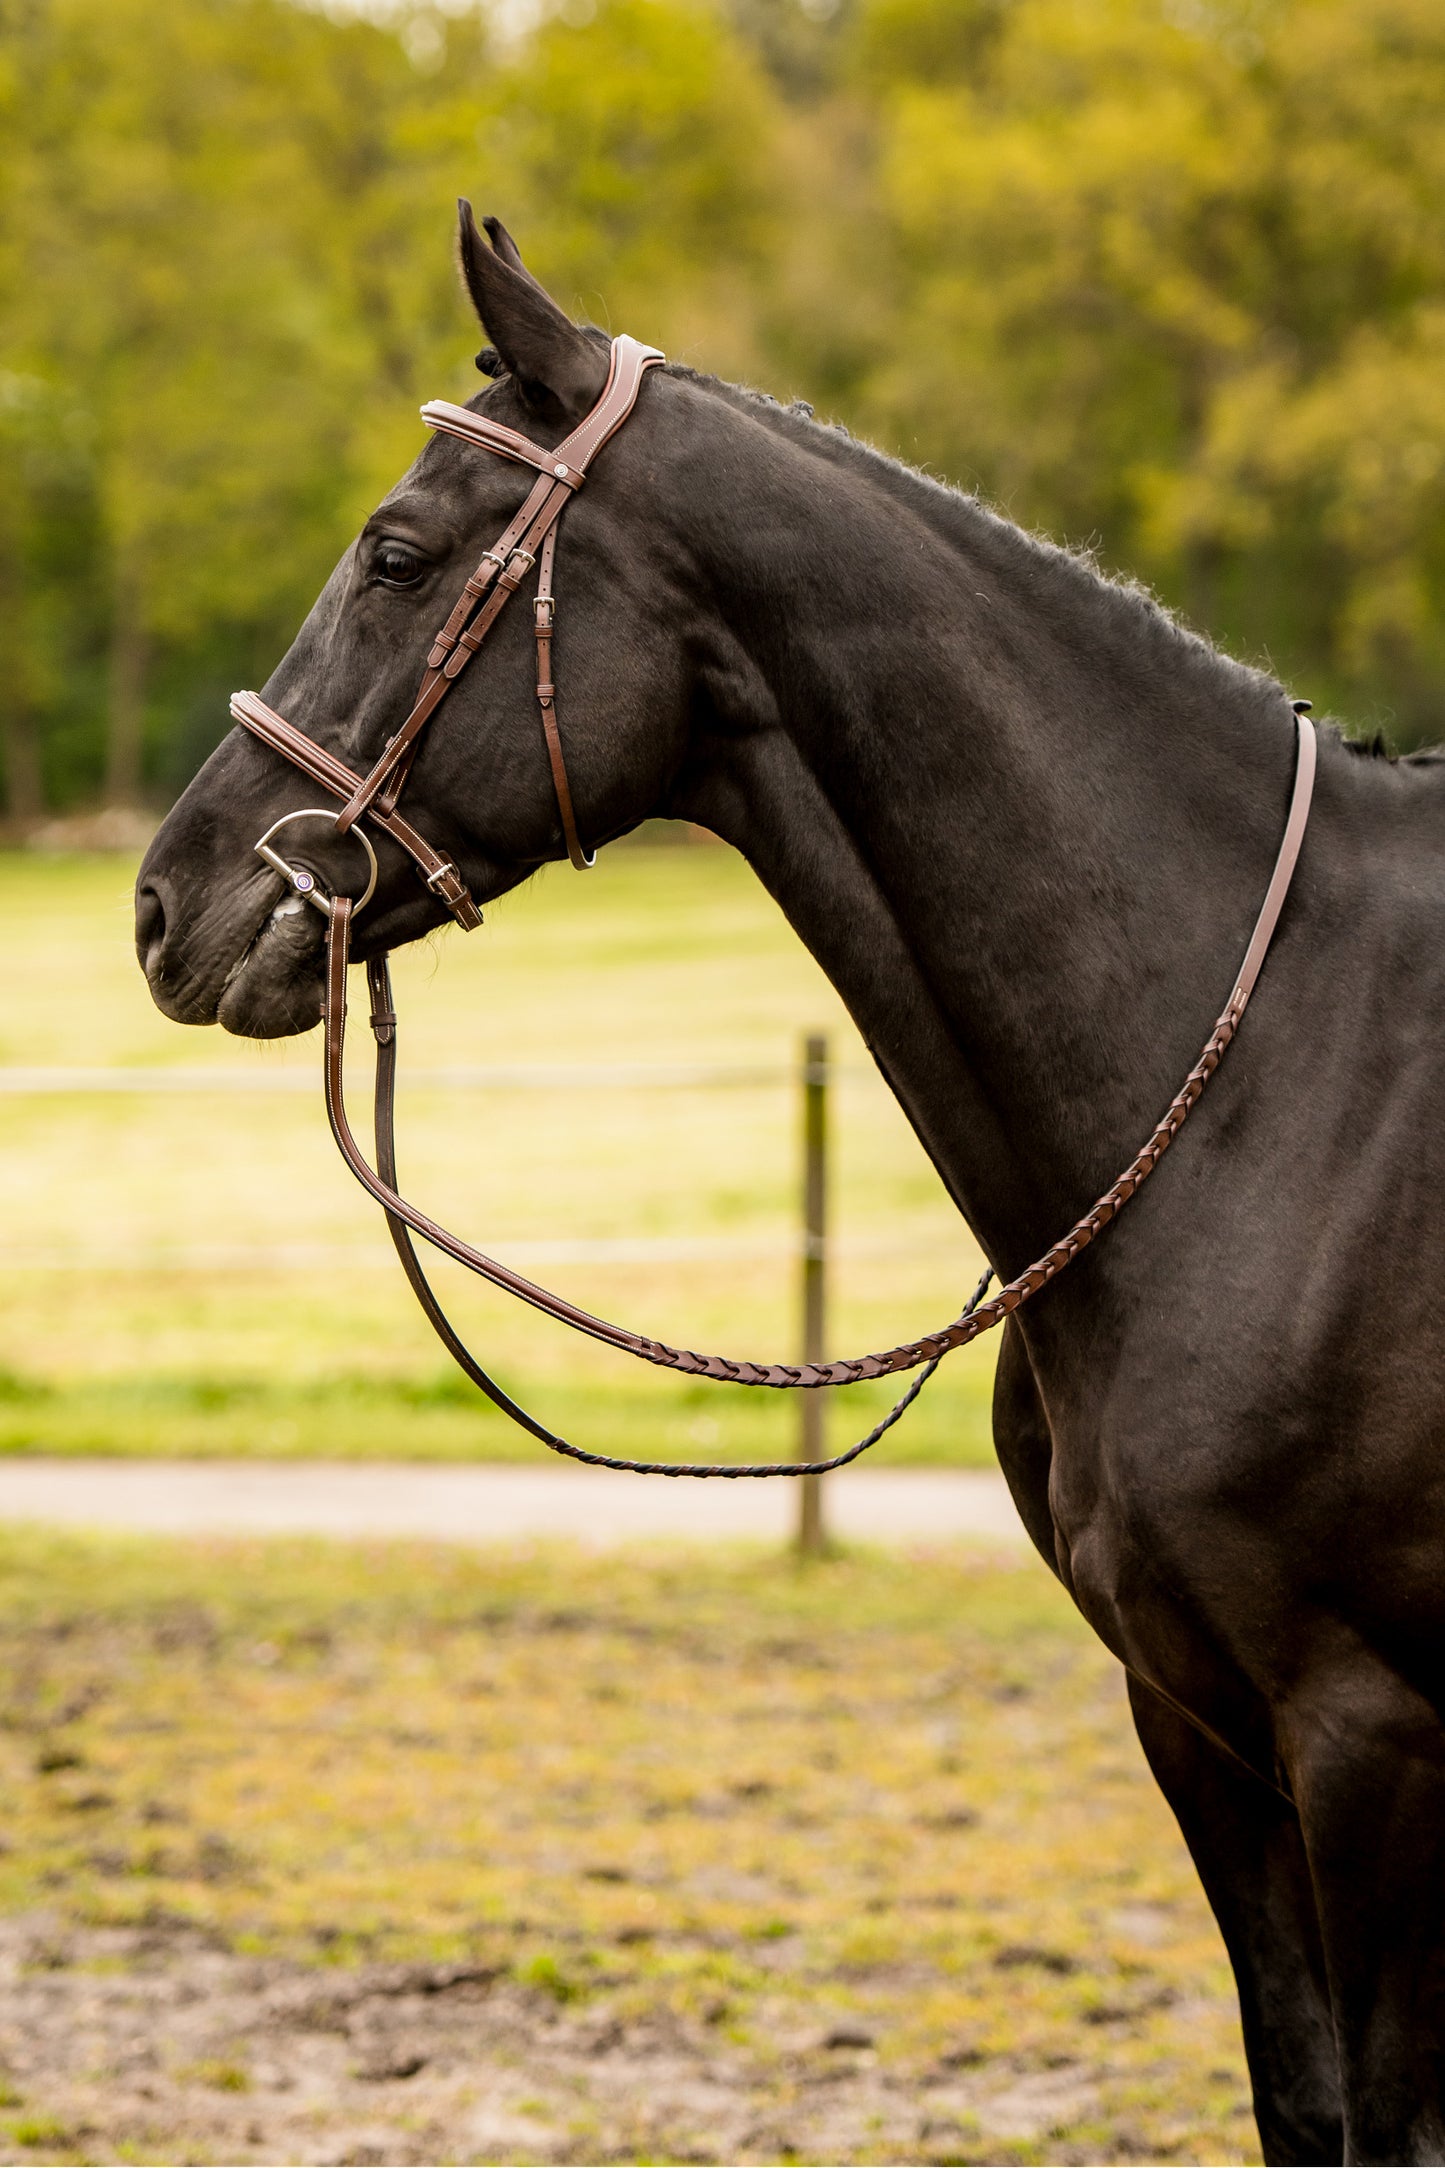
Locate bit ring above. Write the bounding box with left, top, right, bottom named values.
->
left=254, top=809, right=378, bottom=919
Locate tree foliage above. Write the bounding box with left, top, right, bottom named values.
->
left=854, top=0, right=1445, bottom=735
left=1, top=0, right=1442, bottom=813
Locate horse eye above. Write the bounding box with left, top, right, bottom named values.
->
left=373, top=542, right=427, bottom=590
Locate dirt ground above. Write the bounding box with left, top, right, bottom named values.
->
left=0, top=1912, right=1238, bottom=2167
left=0, top=1530, right=1259, bottom=2165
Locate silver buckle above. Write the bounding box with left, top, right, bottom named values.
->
left=254, top=809, right=378, bottom=920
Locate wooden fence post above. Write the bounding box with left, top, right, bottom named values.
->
left=797, top=1032, right=828, bottom=1557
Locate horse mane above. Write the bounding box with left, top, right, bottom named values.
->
left=1339, top=730, right=1445, bottom=767
left=668, top=362, right=1445, bottom=769
left=669, top=363, right=1282, bottom=709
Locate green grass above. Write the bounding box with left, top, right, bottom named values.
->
left=0, top=1527, right=1257, bottom=2163
left=0, top=843, right=997, bottom=1464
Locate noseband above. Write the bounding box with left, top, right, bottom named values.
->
left=229, top=336, right=1320, bottom=1477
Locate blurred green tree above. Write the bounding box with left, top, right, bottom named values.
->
left=841, top=0, right=1445, bottom=736
left=1, top=0, right=1442, bottom=814
left=0, top=372, right=101, bottom=816
left=451, top=0, right=780, bottom=367
left=0, top=0, right=470, bottom=810
left=0, top=0, right=781, bottom=810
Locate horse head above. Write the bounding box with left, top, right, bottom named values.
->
left=137, top=205, right=711, bottom=1039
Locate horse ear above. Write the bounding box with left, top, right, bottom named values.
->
left=455, top=201, right=608, bottom=421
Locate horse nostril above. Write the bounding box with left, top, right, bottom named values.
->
left=135, top=881, right=167, bottom=976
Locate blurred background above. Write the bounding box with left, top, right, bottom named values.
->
left=3, top=0, right=1444, bottom=823
left=2, top=0, right=1443, bottom=1470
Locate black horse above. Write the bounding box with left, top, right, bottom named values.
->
left=137, top=210, right=1445, bottom=2164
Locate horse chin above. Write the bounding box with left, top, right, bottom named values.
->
left=215, top=899, right=327, bottom=1039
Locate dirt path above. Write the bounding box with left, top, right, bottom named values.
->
left=0, top=1461, right=1027, bottom=1548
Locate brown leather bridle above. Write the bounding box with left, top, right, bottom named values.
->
left=230, top=337, right=1320, bottom=1477
left=232, top=333, right=666, bottom=909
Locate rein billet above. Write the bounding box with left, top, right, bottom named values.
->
left=233, top=334, right=1319, bottom=1478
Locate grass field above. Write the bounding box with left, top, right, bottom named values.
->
left=0, top=1529, right=1256, bottom=2165
left=0, top=844, right=997, bottom=1466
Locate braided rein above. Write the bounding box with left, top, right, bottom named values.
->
left=306, top=710, right=1316, bottom=1476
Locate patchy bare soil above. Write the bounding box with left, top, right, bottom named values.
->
left=0, top=1531, right=1259, bottom=2164
left=0, top=1914, right=1240, bottom=2166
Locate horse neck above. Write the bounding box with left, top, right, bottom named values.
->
left=668, top=397, right=1300, bottom=1270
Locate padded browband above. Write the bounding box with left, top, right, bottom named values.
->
left=419, top=405, right=586, bottom=487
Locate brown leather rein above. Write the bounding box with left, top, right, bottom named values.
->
left=231, top=335, right=1319, bottom=1477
